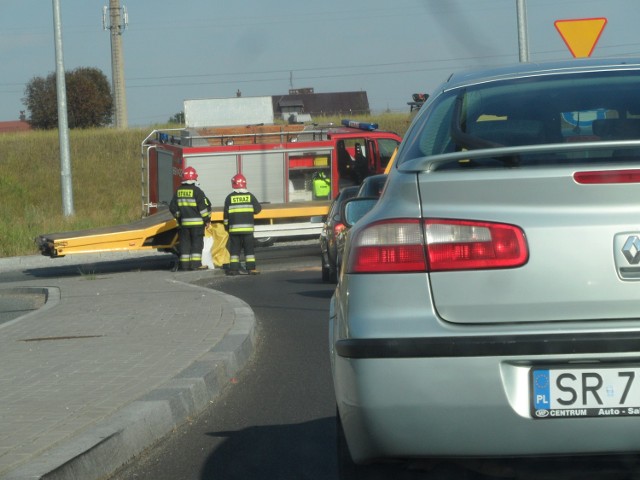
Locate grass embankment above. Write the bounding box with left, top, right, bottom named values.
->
left=0, top=113, right=414, bottom=258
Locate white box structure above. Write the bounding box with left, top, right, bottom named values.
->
left=184, top=96, right=274, bottom=127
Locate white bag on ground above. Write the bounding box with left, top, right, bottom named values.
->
left=202, top=235, right=214, bottom=269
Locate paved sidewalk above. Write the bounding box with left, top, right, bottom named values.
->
left=0, top=251, right=256, bottom=480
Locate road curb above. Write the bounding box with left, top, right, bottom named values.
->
left=2, top=281, right=256, bottom=480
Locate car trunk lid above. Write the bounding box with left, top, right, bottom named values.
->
left=419, top=164, right=640, bottom=324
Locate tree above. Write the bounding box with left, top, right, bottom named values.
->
left=66, top=67, right=113, bottom=128
left=23, top=67, right=113, bottom=129
left=23, top=75, right=57, bottom=129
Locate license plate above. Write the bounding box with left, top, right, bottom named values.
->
left=531, top=366, right=640, bottom=419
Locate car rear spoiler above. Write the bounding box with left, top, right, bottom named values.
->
left=396, top=139, right=640, bottom=173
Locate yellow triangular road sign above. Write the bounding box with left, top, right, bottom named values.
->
left=555, top=18, right=607, bottom=58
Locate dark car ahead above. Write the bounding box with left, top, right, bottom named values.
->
left=319, top=186, right=359, bottom=282
left=331, top=57, right=640, bottom=479
left=356, top=173, right=387, bottom=198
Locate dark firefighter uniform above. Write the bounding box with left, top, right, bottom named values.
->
left=169, top=177, right=211, bottom=270
left=223, top=189, right=262, bottom=274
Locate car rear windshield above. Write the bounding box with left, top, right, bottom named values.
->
left=399, top=70, right=640, bottom=168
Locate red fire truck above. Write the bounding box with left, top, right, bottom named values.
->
left=142, top=120, right=401, bottom=241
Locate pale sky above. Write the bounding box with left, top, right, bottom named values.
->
left=1, top=0, right=638, bottom=126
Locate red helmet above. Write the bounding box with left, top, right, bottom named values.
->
left=183, top=166, right=198, bottom=181
left=232, top=173, right=247, bottom=189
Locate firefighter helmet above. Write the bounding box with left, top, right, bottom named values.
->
left=232, top=173, right=247, bottom=189
left=183, top=166, right=198, bottom=181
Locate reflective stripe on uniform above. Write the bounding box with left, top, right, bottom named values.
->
left=180, top=216, right=205, bottom=226
left=228, top=206, right=255, bottom=213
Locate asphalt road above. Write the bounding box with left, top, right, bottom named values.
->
left=107, top=250, right=337, bottom=480
left=106, top=242, right=640, bottom=480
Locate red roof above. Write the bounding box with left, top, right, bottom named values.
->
left=0, top=121, right=31, bottom=133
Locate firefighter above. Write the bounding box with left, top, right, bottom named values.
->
left=169, top=166, right=212, bottom=271
left=223, top=173, right=262, bottom=275
left=353, top=142, right=370, bottom=184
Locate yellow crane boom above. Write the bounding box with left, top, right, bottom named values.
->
left=36, top=202, right=330, bottom=258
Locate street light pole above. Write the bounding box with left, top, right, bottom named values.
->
left=52, top=0, right=74, bottom=217
left=516, top=0, right=530, bottom=62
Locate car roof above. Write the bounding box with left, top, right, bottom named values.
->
left=362, top=173, right=387, bottom=183
left=440, top=57, right=640, bottom=93
left=359, top=174, right=387, bottom=189
left=336, top=186, right=360, bottom=200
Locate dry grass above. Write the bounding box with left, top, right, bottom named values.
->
left=0, top=127, right=148, bottom=257
left=0, top=113, right=415, bottom=258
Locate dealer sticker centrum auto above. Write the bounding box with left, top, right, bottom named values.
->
left=531, top=367, right=640, bottom=419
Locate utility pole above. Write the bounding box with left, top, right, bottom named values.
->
left=103, top=0, right=128, bottom=128
left=516, top=0, right=530, bottom=62
left=52, top=0, right=74, bottom=216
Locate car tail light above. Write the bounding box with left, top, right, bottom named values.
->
left=425, top=219, right=528, bottom=271
left=574, top=169, right=640, bottom=184
left=347, top=219, right=427, bottom=273
left=347, top=218, right=528, bottom=273
left=333, top=222, right=347, bottom=236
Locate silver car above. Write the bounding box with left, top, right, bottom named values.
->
left=330, top=57, right=640, bottom=477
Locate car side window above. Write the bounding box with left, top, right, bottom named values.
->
left=399, top=94, right=457, bottom=163
left=328, top=201, right=339, bottom=217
